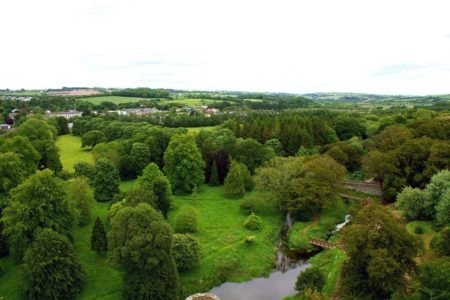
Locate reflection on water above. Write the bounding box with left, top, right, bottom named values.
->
left=210, top=262, right=310, bottom=300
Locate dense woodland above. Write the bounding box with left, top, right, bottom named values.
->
left=0, top=90, right=449, bottom=300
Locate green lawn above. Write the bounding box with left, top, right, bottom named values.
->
left=81, top=96, right=148, bottom=105
left=56, top=135, right=94, bottom=172
left=168, top=186, right=283, bottom=297
left=162, top=98, right=220, bottom=105
left=406, top=220, right=436, bottom=264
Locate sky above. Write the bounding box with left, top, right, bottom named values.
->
left=1, top=0, right=450, bottom=95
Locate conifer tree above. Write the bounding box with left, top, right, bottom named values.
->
left=224, top=161, right=245, bottom=198
left=153, top=177, right=172, bottom=218
left=91, top=217, right=108, bottom=253
left=209, top=160, right=220, bottom=186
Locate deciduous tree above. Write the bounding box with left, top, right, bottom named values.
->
left=93, top=158, right=120, bottom=202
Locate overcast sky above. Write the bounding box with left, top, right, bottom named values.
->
left=1, top=0, right=450, bottom=95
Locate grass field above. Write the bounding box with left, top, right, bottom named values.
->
left=56, top=135, right=94, bottom=172
left=1, top=135, right=283, bottom=299
left=81, top=96, right=148, bottom=105
left=162, top=98, right=220, bottom=106
left=186, top=126, right=217, bottom=133
left=309, top=248, right=346, bottom=296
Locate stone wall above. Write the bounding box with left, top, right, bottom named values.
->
left=344, top=180, right=382, bottom=196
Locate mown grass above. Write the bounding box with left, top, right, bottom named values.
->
left=287, top=199, right=347, bottom=250
left=308, top=249, right=346, bottom=296
left=56, top=135, right=94, bottom=172
left=406, top=220, right=436, bottom=264
left=81, top=96, right=147, bottom=105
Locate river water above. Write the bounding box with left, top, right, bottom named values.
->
left=209, top=213, right=351, bottom=300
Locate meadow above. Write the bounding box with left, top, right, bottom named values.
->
left=0, top=136, right=283, bottom=299
left=81, top=96, right=147, bottom=105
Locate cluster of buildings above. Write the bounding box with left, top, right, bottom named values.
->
left=0, top=96, right=32, bottom=101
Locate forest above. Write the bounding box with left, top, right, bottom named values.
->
left=0, top=91, right=449, bottom=300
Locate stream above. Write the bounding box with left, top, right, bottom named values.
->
left=209, top=213, right=352, bottom=300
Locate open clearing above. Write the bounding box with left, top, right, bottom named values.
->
left=56, top=135, right=94, bottom=172
left=80, top=96, right=148, bottom=105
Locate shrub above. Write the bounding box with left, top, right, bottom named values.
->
left=295, top=267, right=325, bottom=293
left=245, top=236, right=256, bottom=244
left=172, top=234, right=201, bottom=271
left=175, top=206, right=198, bottom=233
left=215, top=257, right=239, bottom=282
left=244, top=213, right=262, bottom=230
left=414, top=225, right=424, bottom=234
left=91, top=217, right=108, bottom=253
left=240, top=193, right=278, bottom=214
left=74, top=162, right=95, bottom=182
left=430, top=226, right=450, bottom=256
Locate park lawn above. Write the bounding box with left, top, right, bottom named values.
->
left=81, top=96, right=148, bottom=105
left=186, top=126, right=217, bottom=133
left=56, top=135, right=94, bottom=172
left=168, top=185, right=283, bottom=297
left=406, top=221, right=436, bottom=264
left=287, top=199, right=347, bottom=250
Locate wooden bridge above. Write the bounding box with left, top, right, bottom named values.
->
left=309, top=238, right=344, bottom=249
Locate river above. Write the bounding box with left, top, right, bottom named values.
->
left=208, top=213, right=351, bottom=300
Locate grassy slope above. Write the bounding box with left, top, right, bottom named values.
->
left=406, top=221, right=436, bottom=264
left=56, top=135, right=94, bottom=172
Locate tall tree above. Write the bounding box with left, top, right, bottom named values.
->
left=0, top=152, right=26, bottom=196
left=81, top=130, right=106, bottom=148
left=23, top=229, right=84, bottom=299
left=137, top=162, right=165, bottom=192
left=152, top=177, right=172, bottom=218
left=208, top=160, right=220, bottom=186
left=1, top=169, right=76, bottom=258
left=108, top=203, right=179, bottom=299
left=224, top=160, right=245, bottom=198
left=0, top=135, right=40, bottom=175
left=340, top=203, right=418, bottom=299
left=68, top=177, right=93, bottom=226
left=91, top=217, right=108, bottom=253
left=93, top=158, right=120, bottom=202
left=130, top=142, right=151, bottom=176
left=164, top=134, right=205, bottom=194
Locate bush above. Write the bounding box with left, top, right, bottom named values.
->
left=430, top=226, right=450, bottom=256
left=172, top=234, right=201, bottom=271
left=215, top=257, right=239, bottom=282
left=240, top=193, right=278, bottom=214
left=175, top=206, right=198, bottom=233
left=414, top=225, right=424, bottom=234
left=245, top=236, right=256, bottom=244
left=295, top=267, right=325, bottom=293
left=244, top=213, right=262, bottom=230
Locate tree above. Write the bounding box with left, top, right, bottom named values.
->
left=238, top=161, right=255, bottom=191
left=56, top=116, right=69, bottom=135
left=424, top=170, right=450, bottom=219
left=0, top=152, right=26, bottom=196
left=18, top=117, right=62, bottom=171
left=137, top=162, right=165, bottom=192
left=435, top=189, right=450, bottom=226
left=153, top=177, right=172, bottom=218
left=295, top=267, right=325, bottom=293
left=375, top=125, right=413, bottom=152
left=234, top=138, right=275, bottom=173
left=175, top=206, right=198, bottom=233
left=108, top=203, right=179, bottom=299
left=73, top=162, right=96, bottom=182
left=69, top=177, right=93, bottom=226
left=255, top=155, right=346, bottom=216
left=81, top=130, right=106, bottom=148
left=172, top=234, right=201, bottom=271
left=1, top=169, right=76, bottom=258
left=93, top=158, right=120, bottom=202
left=418, top=258, right=450, bottom=300
left=224, top=160, right=245, bottom=198
left=0, top=135, right=40, bottom=175
left=340, top=203, right=418, bottom=299
left=264, top=138, right=285, bottom=156
left=430, top=226, right=450, bottom=256
left=91, top=217, right=108, bottom=253
left=395, top=187, right=429, bottom=221
left=208, top=160, right=220, bottom=186
left=23, top=229, right=84, bottom=299
left=333, top=117, right=366, bottom=141
left=130, top=142, right=151, bottom=176
left=164, top=134, right=205, bottom=194
left=124, top=187, right=155, bottom=208
left=244, top=213, right=262, bottom=230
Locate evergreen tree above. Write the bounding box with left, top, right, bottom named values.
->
left=91, top=217, right=108, bottom=253
left=153, top=177, right=172, bottom=218
left=224, top=161, right=245, bottom=198
left=93, top=158, right=120, bottom=202
left=23, top=229, right=84, bottom=299
left=209, top=160, right=220, bottom=186
left=137, top=162, right=165, bottom=192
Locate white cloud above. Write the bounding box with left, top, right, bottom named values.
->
left=0, top=0, right=449, bottom=94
